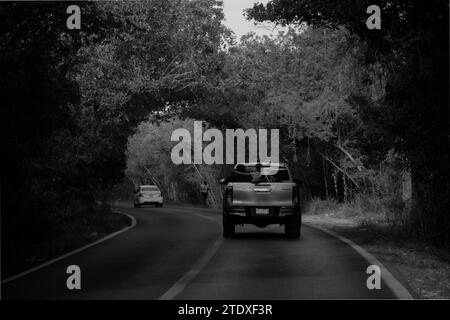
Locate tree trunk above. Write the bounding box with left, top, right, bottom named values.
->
left=409, top=166, right=450, bottom=247
left=333, top=169, right=338, bottom=199
left=323, top=157, right=329, bottom=199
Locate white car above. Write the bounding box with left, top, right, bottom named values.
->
left=134, top=185, right=163, bottom=208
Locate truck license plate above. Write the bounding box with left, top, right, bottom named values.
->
left=256, top=208, right=269, bottom=215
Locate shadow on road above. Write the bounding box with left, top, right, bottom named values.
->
left=227, top=231, right=300, bottom=240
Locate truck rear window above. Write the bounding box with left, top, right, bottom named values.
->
left=141, top=186, right=159, bottom=192
left=227, top=167, right=291, bottom=183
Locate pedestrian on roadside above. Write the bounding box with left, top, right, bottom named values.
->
left=200, top=181, right=209, bottom=206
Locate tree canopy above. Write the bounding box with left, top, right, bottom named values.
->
left=246, top=0, right=449, bottom=244
left=1, top=0, right=448, bottom=262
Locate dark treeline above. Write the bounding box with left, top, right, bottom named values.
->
left=0, top=0, right=228, bottom=274
left=1, top=0, right=449, bottom=274
left=247, top=0, right=450, bottom=246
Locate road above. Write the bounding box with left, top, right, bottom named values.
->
left=2, top=203, right=399, bottom=299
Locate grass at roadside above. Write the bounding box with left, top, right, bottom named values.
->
left=303, top=198, right=450, bottom=299
left=2, top=202, right=131, bottom=280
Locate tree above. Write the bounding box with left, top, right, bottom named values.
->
left=126, top=118, right=225, bottom=205
left=184, top=28, right=383, bottom=197
left=70, top=0, right=232, bottom=187
left=0, top=0, right=232, bottom=272
left=246, top=0, right=450, bottom=245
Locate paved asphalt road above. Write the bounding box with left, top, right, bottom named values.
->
left=2, top=202, right=398, bottom=299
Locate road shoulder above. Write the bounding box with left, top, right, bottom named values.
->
left=2, top=208, right=134, bottom=284
left=303, top=214, right=450, bottom=299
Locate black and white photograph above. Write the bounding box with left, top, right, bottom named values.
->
left=0, top=0, right=449, bottom=309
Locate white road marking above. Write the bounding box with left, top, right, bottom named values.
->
left=305, top=223, right=414, bottom=299
left=158, top=212, right=223, bottom=300
left=1, top=210, right=136, bottom=285
left=138, top=205, right=414, bottom=299
left=2, top=201, right=414, bottom=300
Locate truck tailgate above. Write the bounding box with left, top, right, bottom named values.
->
left=232, top=182, right=295, bottom=207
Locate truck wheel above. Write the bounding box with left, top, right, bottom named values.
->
left=285, top=222, right=301, bottom=239
left=222, top=215, right=235, bottom=238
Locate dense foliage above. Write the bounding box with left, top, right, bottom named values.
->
left=0, top=0, right=230, bottom=273
left=246, top=0, right=449, bottom=246
left=1, top=0, right=448, bottom=274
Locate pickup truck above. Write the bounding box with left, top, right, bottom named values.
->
left=220, top=163, right=302, bottom=238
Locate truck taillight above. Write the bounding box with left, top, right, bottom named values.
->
left=292, top=186, right=300, bottom=207
left=225, top=186, right=233, bottom=206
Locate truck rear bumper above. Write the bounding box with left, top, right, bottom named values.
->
left=224, top=206, right=301, bottom=227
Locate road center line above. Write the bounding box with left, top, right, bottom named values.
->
left=158, top=213, right=223, bottom=300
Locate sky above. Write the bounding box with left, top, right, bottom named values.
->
left=222, top=0, right=286, bottom=40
